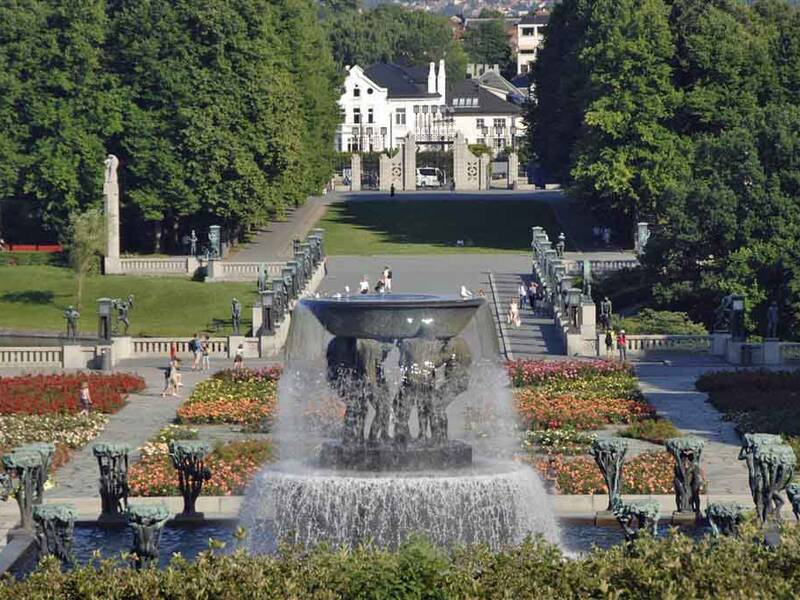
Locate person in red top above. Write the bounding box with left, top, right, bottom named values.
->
left=616, top=329, right=627, bottom=362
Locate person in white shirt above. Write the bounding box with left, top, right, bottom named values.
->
left=518, top=283, right=527, bottom=310
left=382, top=266, right=392, bottom=292
left=359, top=275, right=370, bottom=294
left=507, top=301, right=521, bottom=327
left=460, top=285, right=473, bottom=299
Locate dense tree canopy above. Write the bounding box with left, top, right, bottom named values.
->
left=529, top=0, right=800, bottom=337
left=322, top=3, right=467, bottom=87
left=0, top=0, right=339, bottom=252
left=462, top=19, right=513, bottom=73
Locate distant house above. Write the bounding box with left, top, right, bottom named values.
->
left=448, top=78, right=524, bottom=154
left=517, top=14, right=548, bottom=75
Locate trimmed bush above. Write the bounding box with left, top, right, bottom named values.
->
left=620, top=417, right=680, bottom=445
left=0, top=252, right=65, bottom=267
left=5, top=528, right=800, bottom=598
left=613, top=309, right=707, bottom=335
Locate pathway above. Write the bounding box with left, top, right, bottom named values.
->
left=634, top=356, right=750, bottom=496
left=491, top=271, right=563, bottom=358
left=231, top=194, right=331, bottom=261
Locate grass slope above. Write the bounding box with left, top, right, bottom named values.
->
left=0, top=266, right=257, bottom=336
left=316, top=199, right=559, bottom=255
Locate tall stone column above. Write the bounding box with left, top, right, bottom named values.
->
left=350, top=154, right=362, bottom=192
left=103, top=154, right=121, bottom=274
left=480, top=154, right=491, bottom=190
left=507, top=152, right=518, bottom=189
left=403, top=133, right=416, bottom=191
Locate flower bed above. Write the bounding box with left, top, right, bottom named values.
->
left=515, top=388, right=654, bottom=430
left=129, top=439, right=272, bottom=496
left=533, top=451, right=674, bottom=495
left=507, top=359, right=632, bottom=388
left=0, top=372, right=145, bottom=414
left=176, top=368, right=279, bottom=428
left=0, top=413, right=108, bottom=450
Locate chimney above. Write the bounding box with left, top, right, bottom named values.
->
left=437, top=58, right=446, bottom=95
left=427, top=62, right=436, bottom=94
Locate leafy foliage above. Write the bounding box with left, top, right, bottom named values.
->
left=612, top=309, right=708, bottom=335
left=530, top=0, right=800, bottom=337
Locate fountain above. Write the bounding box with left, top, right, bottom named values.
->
left=243, top=294, right=559, bottom=550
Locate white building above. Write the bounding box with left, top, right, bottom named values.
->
left=335, top=61, right=447, bottom=153
left=516, top=14, right=548, bottom=75
left=336, top=61, right=526, bottom=157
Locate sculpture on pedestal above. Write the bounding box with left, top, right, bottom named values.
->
left=613, top=499, right=659, bottom=542
left=766, top=301, right=779, bottom=339
left=64, top=306, right=79, bottom=340
left=665, top=437, right=704, bottom=514
left=169, top=441, right=211, bottom=517
left=590, top=438, right=628, bottom=511
left=17, top=442, right=55, bottom=504
left=126, top=504, right=169, bottom=569
left=739, top=433, right=783, bottom=518
left=34, top=503, right=76, bottom=564
left=753, top=443, right=796, bottom=522
left=93, top=443, right=130, bottom=522
left=706, top=502, right=747, bottom=537
left=2, top=450, right=44, bottom=534
left=231, top=298, right=242, bottom=335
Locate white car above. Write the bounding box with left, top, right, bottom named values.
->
left=416, top=167, right=443, bottom=188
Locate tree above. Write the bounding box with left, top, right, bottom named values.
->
left=65, top=208, right=106, bottom=311
left=462, top=19, right=513, bottom=70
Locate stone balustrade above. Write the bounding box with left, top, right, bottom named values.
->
left=214, top=261, right=285, bottom=281
left=565, top=259, right=639, bottom=275
left=0, top=347, right=63, bottom=367
left=781, top=343, right=800, bottom=363
left=614, top=335, right=712, bottom=356
left=130, top=337, right=229, bottom=358
left=118, top=257, right=198, bottom=275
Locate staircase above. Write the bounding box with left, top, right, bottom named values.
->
left=489, top=272, right=564, bottom=358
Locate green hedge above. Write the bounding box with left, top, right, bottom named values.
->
left=612, top=309, right=707, bottom=335
left=0, top=252, right=65, bottom=267
left=5, top=528, right=800, bottom=598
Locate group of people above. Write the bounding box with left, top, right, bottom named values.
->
left=359, top=266, right=393, bottom=295
left=604, top=328, right=628, bottom=361
left=188, top=334, right=212, bottom=371
left=507, top=281, right=542, bottom=328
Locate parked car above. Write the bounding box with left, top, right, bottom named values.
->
left=416, top=167, right=444, bottom=188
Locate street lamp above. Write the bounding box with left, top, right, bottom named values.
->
left=510, top=124, right=517, bottom=151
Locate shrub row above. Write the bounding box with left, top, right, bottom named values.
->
left=6, top=529, right=800, bottom=599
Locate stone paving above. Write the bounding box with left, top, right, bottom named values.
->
left=634, top=356, right=751, bottom=496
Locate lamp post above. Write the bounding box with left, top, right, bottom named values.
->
left=567, top=288, right=582, bottom=329
left=97, top=298, right=112, bottom=341
left=510, top=124, right=517, bottom=151
left=260, top=290, right=274, bottom=335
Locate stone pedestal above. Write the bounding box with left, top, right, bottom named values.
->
left=710, top=333, right=730, bottom=356
left=763, top=340, right=781, bottom=365
left=111, top=337, right=132, bottom=364
left=350, top=154, right=362, bottom=192
left=579, top=300, right=597, bottom=340
left=507, top=152, right=518, bottom=189
left=480, top=154, right=491, bottom=190
left=228, top=335, right=245, bottom=358
left=725, top=341, right=742, bottom=365
left=206, top=258, right=223, bottom=281
left=670, top=511, right=700, bottom=525
left=62, top=344, right=88, bottom=369
left=402, top=133, right=416, bottom=191
left=251, top=304, right=263, bottom=336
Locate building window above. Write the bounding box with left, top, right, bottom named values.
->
left=396, top=109, right=406, bottom=125
left=368, top=108, right=374, bottom=124
left=339, top=108, right=346, bottom=122
left=521, top=27, right=535, bottom=36
left=353, top=108, right=361, bottom=124
left=494, top=137, right=505, bottom=149
left=476, top=118, right=484, bottom=128
left=493, top=118, right=505, bottom=128
left=477, top=138, right=486, bottom=146
left=353, top=86, right=360, bottom=97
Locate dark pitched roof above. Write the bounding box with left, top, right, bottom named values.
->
left=519, top=14, right=549, bottom=25
left=363, top=63, right=440, bottom=99
left=447, top=79, right=522, bottom=115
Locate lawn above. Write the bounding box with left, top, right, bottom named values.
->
left=0, top=266, right=258, bottom=336
left=316, top=199, right=560, bottom=255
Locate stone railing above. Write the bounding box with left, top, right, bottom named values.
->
left=130, top=337, right=229, bottom=358
left=117, top=257, right=200, bottom=276
left=213, top=261, right=286, bottom=281
left=624, top=335, right=710, bottom=355
left=0, top=347, right=63, bottom=367
left=565, top=259, right=639, bottom=275
left=781, top=343, right=800, bottom=363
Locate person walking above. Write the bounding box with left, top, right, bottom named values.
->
left=616, top=329, right=627, bottom=362
left=233, top=344, right=244, bottom=370
left=190, top=333, right=201, bottom=370
left=605, top=329, right=614, bottom=359
left=201, top=335, right=211, bottom=370
left=161, top=358, right=179, bottom=397
left=359, top=275, right=370, bottom=295
left=518, top=283, right=527, bottom=310
left=382, top=265, right=392, bottom=292
left=79, top=381, right=92, bottom=414
left=507, top=301, right=521, bottom=328
left=528, top=282, right=538, bottom=313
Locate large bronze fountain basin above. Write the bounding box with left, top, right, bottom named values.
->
left=301, top=294, right=484, bottom=340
